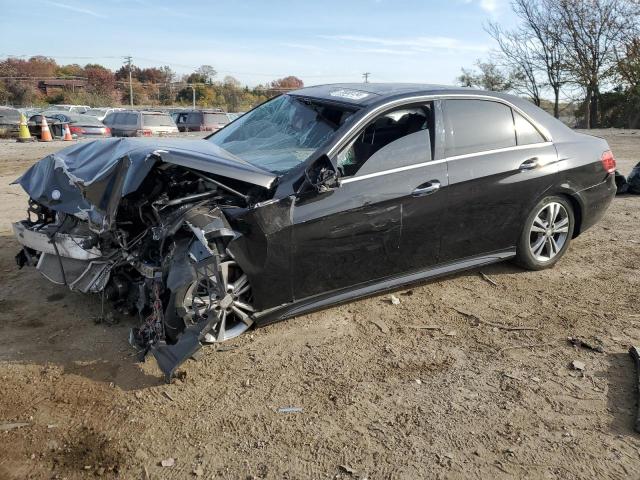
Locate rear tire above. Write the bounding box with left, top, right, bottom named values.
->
left=515, top=196, right=575, bottom=271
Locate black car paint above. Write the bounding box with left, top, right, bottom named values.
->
left=207, top=85, right=615, bottom=324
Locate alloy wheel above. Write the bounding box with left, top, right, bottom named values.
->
left=528, top=202, right=570, bottom=262
left=182, top=260, right=254, bottom=342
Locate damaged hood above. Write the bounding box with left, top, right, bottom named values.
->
left=15, top=137, right=278, bottom=226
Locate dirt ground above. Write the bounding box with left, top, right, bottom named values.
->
left=0, top=131, right=638, bottom=480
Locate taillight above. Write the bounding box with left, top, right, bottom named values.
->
left=601, top=150, right=616, bottom=174
left=104, top=127, right=111, bottom=136
left=69, top=126, right=84, bottom=134
left=136, top=129, right=152, bottom=137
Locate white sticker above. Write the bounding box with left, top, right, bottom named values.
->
left=329, top=89, right=370, bottom=100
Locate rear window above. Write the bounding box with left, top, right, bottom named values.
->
left=203, top=113, right=229, bottom=125
left=69, top=114, right=104, bottom=126
left=0, top=108, right=20, bottom=124
left=142, top=113, right=175, bottom=127
left=85, top=108, right=107, bottom=116
left=443, top=99, right=516, bottom=157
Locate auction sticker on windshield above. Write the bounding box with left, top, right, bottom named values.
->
left=329, top=89, right=370, bottom=100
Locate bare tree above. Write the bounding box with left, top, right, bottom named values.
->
left=554, top=0, right=638, bottom=127
left=487, top=0, right=568, bottom=118
left=486, top=22, right=543, bottom=106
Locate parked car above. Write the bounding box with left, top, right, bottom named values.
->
left=227, top=112, right=245, bottom=121
left=103, top=110, right=178, bottom=137
left=48, top=104, right=91, bottom=114
left=174, top=109, right=231, bottom=132
left=82, top=107, right=122, bottom=122
left=44, top=111, right=111, bottom=138
left=27, top=113, right=67, bottom=138
left=0, top=107, right=21, bottom=138
left=12, top=83, right=616, bottom=380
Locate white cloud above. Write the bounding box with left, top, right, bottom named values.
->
left=479, top=0, right=499, bottom=13
left=318, top=34, right=488, bottom=54
left=44, top=1, right=106, bottom=18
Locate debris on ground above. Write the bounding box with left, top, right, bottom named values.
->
left=627, top=161, right=640, bottom=194
left=452, top=307, right=537, bottom=331
left=277, top=406, right=303, bottom=414
left=160, top=458, right=175, bottom=467
left=615, top=170, right=628, bottom=194
left=0, top=422, right=30, bottom=431
left=568, top=336, right=605, bottom=353
left=162, top=391, right=175, bottom=402
left=571, top=360, right=586, bottom=371
left=370, top=319, right=390, bottom=334
left=192, top=465, right=204, bottom=476
left=390, top=295, right=400, bottom=305
left=479, top=272, right=498, bottom=287
left=628, top=346, right=640, bottom=433
left=339, top=464, right=357, bottom=475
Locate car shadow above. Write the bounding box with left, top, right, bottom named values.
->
left=0, top=234, right=164, bottom=391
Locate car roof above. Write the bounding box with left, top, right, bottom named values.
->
left=287, top=83, right=471, bottom=105
left=288, top=82, right=575, bottom=141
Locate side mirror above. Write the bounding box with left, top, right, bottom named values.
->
left=304, top=155, right=339, bottom=192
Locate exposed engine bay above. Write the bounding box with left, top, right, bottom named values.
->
left=12, top=138, right=277, bottom=381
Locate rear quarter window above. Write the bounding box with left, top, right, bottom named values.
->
left=444, top=99, right=516, bottom=157
left=142, top=114, right=175, bottom=127
left=514, top=110, right=546, bottom=145
left=203, top=113, right=229, bottom=125
left=126, top=113, right=139, bottom=126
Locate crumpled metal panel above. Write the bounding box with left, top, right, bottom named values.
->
left=14, top=138, right=278, bottom=228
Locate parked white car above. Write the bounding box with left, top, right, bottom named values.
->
left=83, top=107, right=123, bottom=122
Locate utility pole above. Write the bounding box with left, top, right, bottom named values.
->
left=362, top=72, right=370, bottom=83
left=124, top=56, right=133, bottom=107
left=190, top=84, right=196, bottom=109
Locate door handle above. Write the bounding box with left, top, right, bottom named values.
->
left=519, top=157, right=539, bottom=171
left=412, top=180, right=441, bottom=197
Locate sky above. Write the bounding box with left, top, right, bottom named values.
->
left=0, top=0, right=517, bottom=87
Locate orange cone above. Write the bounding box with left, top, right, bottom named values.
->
left=39, top=115, right=52, bottom=142
left=63, top=123, right=73, bottom=141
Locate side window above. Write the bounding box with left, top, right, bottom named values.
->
left=187, top=112, right=200, bottom=124
left=443, top=99, right=516, bottom=157
left=176, top=113, right=188, bottom=125
left=514, top=110, right=545, bottom=145
left=337, top=104, right=433, bottom=177
left=127, top=113, right=138, bottom=126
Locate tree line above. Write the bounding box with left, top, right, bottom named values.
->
left=459, top=0, right=640, bottom=128
left=0, top=57, right=304, bottom=112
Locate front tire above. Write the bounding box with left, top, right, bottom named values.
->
left=515, top=196, right=575, bottom=270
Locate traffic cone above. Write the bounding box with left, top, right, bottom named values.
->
left=63, top=123, right=73, bottom=141
left=39, top=115, right=53, bottom=142
left=16, top=113, right=34, bottom=143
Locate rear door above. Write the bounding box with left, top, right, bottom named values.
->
left=439, top=98, right=558, bottom=261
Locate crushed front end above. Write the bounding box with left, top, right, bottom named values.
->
left=12, top=138, right=276, bottom=381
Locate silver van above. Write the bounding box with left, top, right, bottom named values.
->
left=174, top=109, right=230, bottom=132
left=103, top=110, right=178, bottom=137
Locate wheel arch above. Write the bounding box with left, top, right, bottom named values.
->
left=547, top=185, right=585, bottom=238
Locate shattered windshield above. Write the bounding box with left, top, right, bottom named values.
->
left=207, top=94, right=356, bottom=174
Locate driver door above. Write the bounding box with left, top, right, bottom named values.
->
left=290, top=103, right=448, bottom=300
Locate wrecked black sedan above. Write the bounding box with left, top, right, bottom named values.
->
left=13, top=84, right=616, bottom=380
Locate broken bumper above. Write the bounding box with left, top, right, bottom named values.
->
left=12, top=221, right=102, bottom=260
